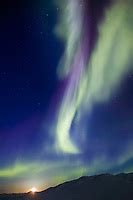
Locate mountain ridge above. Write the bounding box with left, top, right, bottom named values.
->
left=0, top=173, right=133, bottom=199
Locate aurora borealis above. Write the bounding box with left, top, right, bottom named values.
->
left=55, top=0, right=133, bottom=154
left=0, top=0, right=133, bottom=193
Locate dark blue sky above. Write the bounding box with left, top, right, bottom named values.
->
left=0, top=0, right=62, bottom=128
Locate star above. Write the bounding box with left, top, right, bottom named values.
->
left=37, top=102, right=41, bottom=106
left=0, top=72, right=7, bottom=76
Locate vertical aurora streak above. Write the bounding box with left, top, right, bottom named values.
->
left=55, top=0, right=133, bottom=153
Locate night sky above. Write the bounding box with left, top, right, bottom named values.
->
left=0, top=0, right=133, bottom=193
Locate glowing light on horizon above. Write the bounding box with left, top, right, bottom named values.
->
left=30, top=187, right=37, bottom=193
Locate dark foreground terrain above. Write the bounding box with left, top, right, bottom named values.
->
left=0, top=173, right=133, bottom=200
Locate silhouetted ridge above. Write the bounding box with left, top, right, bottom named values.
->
left=0, top=173, right=133, bottom=200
